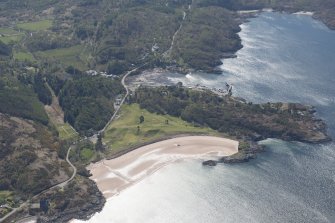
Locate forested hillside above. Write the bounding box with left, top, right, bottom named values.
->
left=59, top=76, right=124, bottom=135
left=0, top=0, right=334, bottom=73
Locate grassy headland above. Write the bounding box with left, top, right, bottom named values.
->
left=132, top=86, right=330, bottom=157
left=103, top=104, right=220, bottom=155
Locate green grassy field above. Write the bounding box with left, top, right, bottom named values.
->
left=0, top=191, right=12, bottom=205
left=16, top=20, right=52, bottom=31
left=0, top=190, right=13, bottom=217
left=0, top=28, right=19, bottom=35
left=36, top=45, right=89, bottom=70
left=0, top=35, right=22, bottom=44
left=80, top=148, right=95, bottom=161
left=103, top=104, right=219, bottom=154
left=0, top=27, right=23, bottom=44
left=56, top=123, right=79, bottom=141
left=13, top=51, right=36, bottom=62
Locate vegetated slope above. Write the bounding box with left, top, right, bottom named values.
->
left=0, top=71, right=106, bottom=221
left=0, top=0, right=192, bottom=72
left=59, top=76, right=125, bottom=135
left=2, top=0, right=334, bottom=73
left=0, top=75, right=49, bottom=125
left=171, top=6, right=242, bottom=73
left=0, top=113, right=105, bottom=221
left=0, top=113, right=69, bottom=198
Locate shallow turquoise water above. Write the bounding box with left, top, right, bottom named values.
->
left=76, top=12, right=335, bottom=223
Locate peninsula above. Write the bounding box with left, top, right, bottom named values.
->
left=0, top=0, right=333, bottom=222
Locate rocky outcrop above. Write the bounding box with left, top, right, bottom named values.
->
left=204, top=142, right=265, bottom=165
left=36, top=178, right=105, bottom=223
left=202, top=160, right=217, bottom=166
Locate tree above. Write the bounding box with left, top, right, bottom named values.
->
left=107, top=61, right=128, bottom=75
left=95, top=134, right=104, bottom=151
left=65, top=65, right=82, bottom=75
left=0, top=40, right=12, bottom=56
left=33, top=74, right=52, bottom=105
left=139, top=115, right=144, bottom=124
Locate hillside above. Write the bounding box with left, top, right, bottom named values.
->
left=0, top=0, right=333, bottom=73
left=0, top=0, right=334, bottom=221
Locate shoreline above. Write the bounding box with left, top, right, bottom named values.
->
left=161, top=8, right=333, bottom=75
left=40, top=9, right=332, bottom=223
left=81, top=136, right=239, bottom=200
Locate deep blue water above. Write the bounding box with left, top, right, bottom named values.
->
left=76, top=12, right=335, bottom=223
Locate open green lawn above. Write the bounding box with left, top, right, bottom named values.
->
left=36, top=45, right=89, bottom=70
left=56, top=123, right=79, bottom=141
left=13, top=51, right=36, bottom=62
left=0, top=28, right=19, bottom=35
left=103, top=104, right=219, bottom=154
left=0, top=27, right=23, bottom=44
left=80, top=148, right=94, bottom=161
left=17, top=20, right=52, bottom=31
left=0, top=35, right=22, bottom=44
left=0, top=191, right=13, bottom=208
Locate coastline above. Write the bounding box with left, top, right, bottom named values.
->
left=57, top=9, right=331, bottom=223
left=2, top=3, right=335, bottom=223
left=163, top=8, right=333, bottom=75
left=82, top=136, right=239, bottom=200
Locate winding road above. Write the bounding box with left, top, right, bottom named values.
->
left=1, top=65, right=138, bottom=222
left=0, top=146, right=77, bottom=223
left=2, top=5, right=193, bottom=222
left=163, top=10, right=187, bottom=59
left=99, top=66, right=144, bottom=135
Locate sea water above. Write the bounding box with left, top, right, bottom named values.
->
left=75, top=12, right=335, bottom=223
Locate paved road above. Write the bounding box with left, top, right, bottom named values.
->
left=99, top=66, right=141, bottom=134
left=57, top=146, right=77, bottom=188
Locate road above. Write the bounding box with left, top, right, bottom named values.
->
left=0, top=146, right=77, bottom=223
left=57, top=146, right=77, bottom=188
left=99, top=66, right=141, bottom=134
left=1, top=7, right=189, bottom=220
left=2, top=64, right=141, bottom=222
left=163, top=10, right=187, bottom=59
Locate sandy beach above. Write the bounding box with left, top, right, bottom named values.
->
left=88, top=136, right=238, bottom=198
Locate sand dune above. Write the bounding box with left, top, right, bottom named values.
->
left=88, top=136, right=238, bottom=198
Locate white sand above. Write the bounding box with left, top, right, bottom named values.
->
left=293, top=11, right=314, bottom=16
left=88, top=136, right=238, bottom=198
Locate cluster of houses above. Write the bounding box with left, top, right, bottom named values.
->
left=85, top=70, right=119, bottom=78
left=192, top=82, right=233, bottom=96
